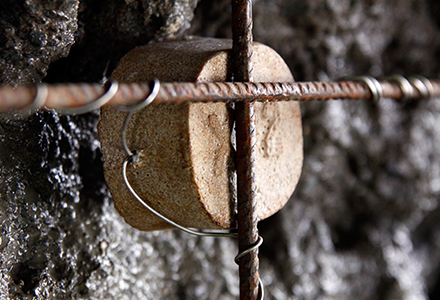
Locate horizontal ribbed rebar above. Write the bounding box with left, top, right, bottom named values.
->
left=0, top=80, right=439, bottom=113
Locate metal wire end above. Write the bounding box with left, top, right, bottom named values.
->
left=234, top=235, right=265, bottom=299
left=352, top=76, right=383, bottom=103
left=257, top=278, right=265, bottom=300
left=58, top=81, right=119, bottom=115
left=408, top=75, right=434, bottom=99
left=385, top=75, right=414, bottom=102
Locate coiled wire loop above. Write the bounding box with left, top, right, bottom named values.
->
left=385, top=75, right=414, bottom=103
left=408, top=75, right=434, bottom=99
left=234, top=235, right=264, bottom=299
left=58, top=81, right=119, bottom=115
left=29, top=84, right=49, bottom=111
left=352, top=76, right=383, bottom=103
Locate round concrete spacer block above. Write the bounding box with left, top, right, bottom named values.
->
left=98, top=37, right=303, bottom=231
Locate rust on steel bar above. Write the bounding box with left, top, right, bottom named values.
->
left=231, top=0, right=260, bottom=299
left=235, top=99, right=260, bottom=300
left=232, top=0, right=253, bottom=82
left=1, top=80, right=440, bottom=112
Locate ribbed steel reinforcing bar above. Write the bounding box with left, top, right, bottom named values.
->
left=231, top=0, right=260, bottom=299
left=0, top=80, right=439, bottom=112
left=232, top=0, right=253, bottom=82
left=235, top=100, right=260, bottom=300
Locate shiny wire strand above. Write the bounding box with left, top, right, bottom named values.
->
left=30, top=84, right=49, bottom=111
left=352, top=76, right=383, bottom=103
left=58, top=81, right=119, bottom=115
left=408, top=75, right=434, bottom=99
left=121, top=79, right=161, bottom=157
left=234, top=235, right=263, bottom=264
left=234, top=236, right=265, bottom=300
left=5, top=84, right=49, bottom=120
left=234, top=236, right=264, bottom=300
left=120, top=79, right=237, bottom=238
left=408, top=76, right=429, bottom=99
left=122, top=157, right=237, bottom=237
left=385, top=75, right=414, bottom=102
left=416, top=75, right=435, bottom=98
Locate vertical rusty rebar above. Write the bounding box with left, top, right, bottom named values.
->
left=232, top=0, right=253, bottom=82
left=235, top=101, right=260, bottom=300
left=231, top=1, right=260, bottom=300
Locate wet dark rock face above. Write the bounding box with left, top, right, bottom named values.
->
left=0, top=0, right=78, bottom=86
left=2, top=0, right=440, bottom=299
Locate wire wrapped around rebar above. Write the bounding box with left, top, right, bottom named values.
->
left=231, top=0, right=263, bottom=298
left=1, top=77, right=439, bottom=113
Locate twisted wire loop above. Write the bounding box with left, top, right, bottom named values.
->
left=385, top=75, right=413, bottom=103
left=24, top=84, right=49, bottom=118
left=29, top=84, right=49, bottom=111
left=408, top=75, right=434, bottom=99
left=119, top=79, right=236, bottom=238
left=2, top=78, right=440, bottom=112
left=2, top=84, right=49, bottom=120
left=352, top=76, right=383, bottom=103
left=234, top=235, right=263, bottom=264
left=234, top=235, right=264, bottom=300
left=56, top=81, right=119, bottom=115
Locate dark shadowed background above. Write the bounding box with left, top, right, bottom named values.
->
left=2, top=0, right=440, bottom=299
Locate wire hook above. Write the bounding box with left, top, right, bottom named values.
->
left=120, top=79, right=160, bottom=158
left=120, top=79, right=237, bottom=238
left=119, top=79, right=263, bottom=298
left=57, top=81, right=119, bottom=115
left=118, top=78, right=161, bottom=112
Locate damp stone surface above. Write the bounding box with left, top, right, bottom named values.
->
left=2, top=0, right=440, bottom=299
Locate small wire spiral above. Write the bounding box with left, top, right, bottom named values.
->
left=352, top=74, right=436, bottom=103
left=235, top=235, right=265, bottom=299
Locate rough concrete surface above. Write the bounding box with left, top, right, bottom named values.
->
left=1, top=0, right=440, bottom=299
